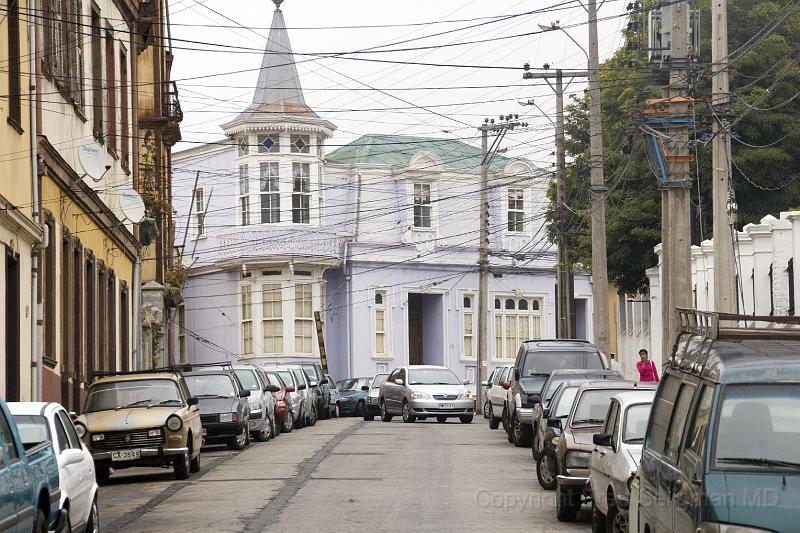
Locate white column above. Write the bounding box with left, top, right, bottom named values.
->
left=771, top=215, right=792, bottom=315
left=747, top=223, right=773, bottom=316
left=701, top=239, right=715, bottom=311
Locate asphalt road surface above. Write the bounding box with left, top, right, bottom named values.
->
left=100, top=417, right=591, bottom=532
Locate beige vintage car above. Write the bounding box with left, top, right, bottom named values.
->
left=74, top=370, right=203, bottom=482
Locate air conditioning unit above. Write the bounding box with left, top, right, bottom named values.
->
left=648, top=6, right=699, bottom=63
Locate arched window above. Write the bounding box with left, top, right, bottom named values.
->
left=505, top=298, right=515, bottom=310
left=375, top=292, right=383, bottom=305
left=532, top=299, right=540, bottom=311
left=495, top=298, right=501, bottom=309
left=518, top=299, right=529, bottom=311
left=463, top=295, right=472, bottom=308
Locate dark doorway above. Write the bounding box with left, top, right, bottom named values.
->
left=408, top=294, right=423, bottom=365
left=5, top=248, right=20, bottom=401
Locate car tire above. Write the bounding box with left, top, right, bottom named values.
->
left=356, top=401, right=365, bottom=417
left=380, top=400, right=393, bottom=422
left=33, top=508, right=47, bottom=533
left=402, top=401, right=416, bottom=423
left=320, top=401, right=330, bottom=420
left=333, top=404, right=340, bottom=418
left=96, top=465, right=110, bottom=484
left=190, top=448, right=201, bottom=473
left=254, top=417, right=271, bottom=442
left=307, top=405, right=317, bottom=427
left=86, top=497, right=99, bottom=533
left=483, top=399, right=490, bottom=418
left=273, top=413, right=282, bottom=437
left=418, top=416, right=427, bottom=420
left=512, top=412, right=533, bottom=447
left=282, top=412, right=294, bottom=433
left=227, top=426, right=248, bottom=450
left=556, top=483, right=580, bottom=522
left=532, top=431, right=542, bottom=460
left=536, top=452, right=557, bottom=490
left=436, top=416, right=447, bottom=423
left=592, top=501, right=608, bottom=533
left=607, top=500, right=627, bottom=533
left=174, top=451, right=190, bottom=480
left=488, top=404, right=500, bottom=430
left=295, top=408, right=305, bottom=429
left=459, top=415, right=473, bottom=424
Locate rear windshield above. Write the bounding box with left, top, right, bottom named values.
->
left=13, top=415, right=50, bottom=451
left=185, top=374, right=237, bottom=398
left=86, top=379, right=182, bottom=412
left=714, top=383, right=800, bottom=470
left=623, top=403, right=652, bottom=443
left=521, top=350, right=604, bottom=377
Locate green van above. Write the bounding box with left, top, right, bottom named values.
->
left=636, top=309, right=800, bottom=533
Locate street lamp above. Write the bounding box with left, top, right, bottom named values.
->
left=538, top=20, right=589, bottom=65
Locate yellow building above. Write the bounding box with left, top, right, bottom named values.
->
left=0, top=0, right=43, bottom=401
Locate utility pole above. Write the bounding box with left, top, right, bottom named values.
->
left=587, top=0, right=611, bottom=354
left=522, top=67, right=589, bottom=338
left=712, top=0, right=736, bottom=313
left=477, top=115, right=526, bottom=407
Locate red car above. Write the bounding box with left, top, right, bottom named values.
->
left=264, top=370, right=295, bottom=433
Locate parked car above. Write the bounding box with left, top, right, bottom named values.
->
left=326, top=374, right=340, bottom=417
left=285, top=365, right=318, bottom=427
left=263, top=370, right=294, bottom=433
left=507, top=339, right=608, bottom=447
left=9, top=402, right=98, bottom=533
left=299, top=362, right=333, bottom=419
left=379, top=365, right=475, bottom=423
left=0, top=397, right=65, bottom=533
left=533, top=381, right=582, bottom=487
left=184, top=370, right=251, bottom=450
left=336, top=377, right=372, bottom=416
left=75, top=369, right=203, bottom=481
left=486, top=364, right=512, bottom=430
left=552, top=381, right=656, bottom=522
left=232, top=364, right=279, bottom=442
left=588, top=389, right=655, bottom=532
left=636, top=309, right=800, bottom=533
left=481, top=367, right=501, bottom=418
left=270, top=366, right=310, bottom=428
left=363, top=373, right=389, bottom=421
left=532, top=369, right=623, bottom=459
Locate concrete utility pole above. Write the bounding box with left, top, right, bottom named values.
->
left=661, top=2, right=694, bottom=359
left=712, top=0, right=736, bottom=313
left=522, top=67, right=590, bottom=338
left=477, top=115, right=525, bottom=407
left=587, top=0, right=611, bottom=354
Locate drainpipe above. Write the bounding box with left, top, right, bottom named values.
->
left=29, top=0, right=42, bottom=401
left=133, top=257, right=142, bottom=369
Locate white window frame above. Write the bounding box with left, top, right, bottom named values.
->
left=239, top=164, right=250, bottom=226
left=461, top=293, right=476, bottom=360
left=293, top=283, right=314, bottom=354
left=260, top=162, right=280, bottom=224
left=492, top=295, right=543, bottom=361
left=292, top=162, right=311, bottom=224
left=261, top=283, right=283, bottom=354
left=290, top=133, right=310, bottom=154
left=374, top=290, right=388, bottom=357
left=507, top=187, right=525, bottom=233
left=193, top=187, right=206, bottom=238
left=257, top=132, right=280, bottom=153
left=412, top=182, right=433, bottom=229
left=241, top=285, right=254, bottom=355
left=238, top=135, right=249, bottom=156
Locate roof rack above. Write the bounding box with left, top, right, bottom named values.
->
left=176, top=361, right=234, bottom=372
left=90, top=366, right=185, bottom=382
left=675, top=308, right=800, bottom=341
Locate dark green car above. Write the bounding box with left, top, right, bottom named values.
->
left=637, top=309, right=800, bottom=533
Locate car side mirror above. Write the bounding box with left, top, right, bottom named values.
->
left=187, top=396, right=199, bottom=406
left=264, top=385, right=280, bottom=393
left=68, top=411, right=79, bottom=420
left=542, top=408, right=551, bottom=418
left=285, top=386, right=295, bottom=393
left=394, top=379, right=404, bottom=385
left=320, top=378, right=328, bottom=385
left=297, top=384, right=307, bottom=391
left=310, top=381, right=318, bottom=388
left=361, top=385, right=369, bottom=391
left=481, top=380, right=490, bottom=387
left=239, top=389, right=251, bottom=398
left=547, top=418, right=562, bottom=429
left=593, top=433, right=612, bottom=447
left=60, top=449, right=84, bottom=467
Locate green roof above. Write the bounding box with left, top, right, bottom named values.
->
left=325, top=134, right=515, bottom=172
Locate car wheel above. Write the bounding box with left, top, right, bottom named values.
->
left=556, top=483, right=580, bottom=522
left=402, top=401, right=416, bottom=423
left=320, top=401, right=330, bottom=420
left=174, top=451, right=190, bottom=480
left=380, top=400, right=393, bottom=422
left=532, top=431, right=542, bottom=460
left=536, top=452, right=557, bottom=490
left=355, top=401, right=365, bottom=417
left=33, top=508, right=47, bottom=533
left=96, top=465, right=110, bottom=484
left=512, top=412, right=533, bottom=447
left=86, top=497, right=99, bottom=533
left=228, top=426, right=248, bottom=450
left=483, top=399, right=490, bottom=418
left=333, top=404, right=340, bottom=418
left=190, top=447, right=201, bottom=473
left=418, top=416, right=427, bottom=420
left=295, top=408, right=305, bottom=429
left=459, top=415, right=473, bottom=424
left=254, top=417, right=271, bottom=442
left=307, top=405, right=317, bottom=426
left=488, top=404, right=500, bottom=430
left=592, top=501, right=608, bottom=533
left=436, top=416, right=447, bottom=423
left=273, top=413, right=281, bottom=437
left=607, top=500, right=627, bottom=533
left=282, top=412, right=294, bottom=433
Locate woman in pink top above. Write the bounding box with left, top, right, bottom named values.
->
left=636, top=348, right=660, bottom=382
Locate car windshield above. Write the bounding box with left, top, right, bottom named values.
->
left=277, top=371, right=294, bottom=386
left=301, top=365, right=319, bottom=381
left=85, top=379, right=183, bottom=412
left=12, top=415, right=50, bottom=451
left=623, top=403, right=652, bottom=443
left=266, top=372, right=285, bottom=388
left=234, top=369, right=261, bottom=391
left=341, top=378, right=371, bottom=391
left=291, top=369, right=307, bottom=386
left=715, top=383, right=800, bottom=470
left=371, top=374, right=389, bottom=389
left=553, top=387, right=580, bottom=417
left=521, top=351, right=603, bottom=377
left=572, top=389, right=627, bottom=425
left=543, top=376, right=571, bottom=403
left=408, top=368, right=461, bottom=386
left=185, top=374, right=236, bottom=398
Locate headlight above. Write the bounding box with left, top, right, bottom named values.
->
left=411, top=391, right=432, bottom=400
left=219, top=413, right=237, bottom=423
left=75, top=423, right=87, bottom=438
left=565, top=451, right=591, bottom=469
left=342, top=396, right=353, bottom=402
left=148, top=429, right=162, bottom=437
left=166, top=415, right=183, bottom=432
left=91, top=433, right=105, bottom=442
left=460, top=391, right=475, bottom=400
left=696, top=523, right=774, bottom=533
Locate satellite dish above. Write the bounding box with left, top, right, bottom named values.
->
left=119, top=188, right=146, bottom=223
left=77, top=141, right=108, bottom=182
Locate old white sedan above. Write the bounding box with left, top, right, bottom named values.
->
left=9, top=401, right=99, bottom=533
left=588, top=389, right=655, bottom=533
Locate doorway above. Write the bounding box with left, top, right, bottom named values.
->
left=408, top=294, right=423, bottom=365
left=407, top=293, right=444, bottom=366
left=5, top=248, right=20, bottom=401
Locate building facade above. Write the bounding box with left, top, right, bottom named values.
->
left=173, top=1, right=596, bottom=384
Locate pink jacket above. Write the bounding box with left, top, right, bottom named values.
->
left=636, top=359, right=660, bottom=382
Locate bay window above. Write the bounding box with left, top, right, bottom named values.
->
left=260, top=162, right=280, bottom=223
left=241, top=285, right=253, bottom=355
left=493, top=296, right=542, bottom=359
left=292, top=163, right=311, bottom=224
left=294, top=284, right=313, bottom=354
left=262, top=283, right=283, bottom=353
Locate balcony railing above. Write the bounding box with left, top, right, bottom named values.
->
left=164, top=81, right=183, bottom=123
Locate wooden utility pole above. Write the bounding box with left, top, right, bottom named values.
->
left=313, top=311, right=328, bottom=374
left=712, top=0, right=736, bottom=313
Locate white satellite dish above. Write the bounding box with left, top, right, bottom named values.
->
left=77, top=141, right=108, bottom=182
left=118, top=188, right=147, bottom=223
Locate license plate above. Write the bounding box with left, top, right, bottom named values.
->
left=111, top=449, right=140, bottom=461
left=440, top=403, right=454, bottom=408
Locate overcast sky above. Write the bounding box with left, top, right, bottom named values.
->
left=169, top=0, right=628, bottom=167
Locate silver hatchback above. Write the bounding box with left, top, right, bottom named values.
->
left=379, top=365, right=475, bottom=423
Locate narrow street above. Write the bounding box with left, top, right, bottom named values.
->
left=101, top=418, right=590, bottom=532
